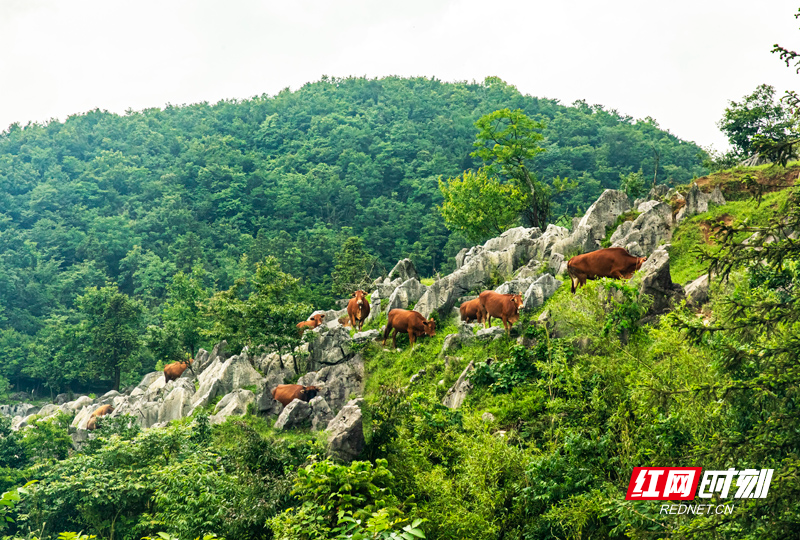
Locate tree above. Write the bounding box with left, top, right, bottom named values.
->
left=438, top=168, right=527, bottom=243
left=160, top=267, right=210, bottom=359
left=204, top=257, right=312, bottom=359
left=77, top=284, right=143, bottom=391
left=717, top=84, right=794, bottom=158
left=618, top=169, right=646, bottom=199
left=331, top=236, right=380, bottom=298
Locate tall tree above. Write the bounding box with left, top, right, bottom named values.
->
left=160, top=267, right=210, bottom=359
left=717, top=84, right=794, bottom=158
left=331, top=236, right=380, bottom=298
left=77, top=284, right=143, bottom=391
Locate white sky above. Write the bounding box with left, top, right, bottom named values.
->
left=1, top=0, right=799, bottom=151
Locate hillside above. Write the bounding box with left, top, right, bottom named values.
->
left=0, top=164, right=797, bottom=540
left=0, top=76, right=707, bottom=394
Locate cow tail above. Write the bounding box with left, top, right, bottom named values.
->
left=567, top=261, right=576, bottom=294
left=382, top=318, right=393, bottom=345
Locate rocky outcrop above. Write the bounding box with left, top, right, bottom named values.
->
left=442, top=360, right=475, bottom=409
left=388, top=258, right=420, bottom=282
left=440, top=324, right=476, bottom=356
left=210, top=389, right=255, bottom=424
left=159, top=379, right=196, bottom=423
left=310, top=396, right=334, bottom=431
left=307, top=325, right=356, bottom=367
left=496, top=278, right=535, bottom=295
left=638, top=246, right=684, bottom=315
left=610, top=201, right=673, bottom=256
left=386, top=278, right=427, bottom=312
left=298, top=355, right=365, bottom=413
left=676, top=183, right=726, bottom=223
left=685, top=274, right=711, bottom=307
left=326, top=398, right=365, bottom=461
left=552, top=190, right=631, bottom=255
left=522, top=274, right=562, bottom=311
left=274, top=399, right=312, bottom=430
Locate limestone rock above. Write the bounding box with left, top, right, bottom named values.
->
left=190, top=352, right=264, bottom=412
left=326, top=398, right=365, bottom=461
left=440, top=325, right=475, bottom=356
left=685, top=274, right=711, bottom=307
left=386, top=278, right=427, bottom=312
left=352, top=330, right=380, bottom=343
left=552, top=190, right=631, bottom=254
left=309, top=396, right=334, bottom=431
left=496, top=278, right=535, bottom=295
left=274, top=399, right=312, bottom=430
left=476, top=326, right=507, bottom=340
left=307, top=324, right=355, bottom=367
left=522, top=274, right=562, bottom=311
left=297, top=355, right=364, bottom=413
left=159, top=379, right=196, bottom=423
left=388, top=258, right=420, bottom=282
left=638, top=246, right=684, bottom=315
left=442, top=360, right=475, bottom=409
left=610, top=201, right=673, bottom=256
left=210, top=389, right=255, bottom=424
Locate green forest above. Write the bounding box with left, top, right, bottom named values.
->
left=4, top=65, right=800, bottom=540
left=0, top=76, right=706, bottom=395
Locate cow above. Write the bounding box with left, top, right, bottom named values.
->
left=297, top=313, right=326, bottom=335
left=164, top=358, right=194, bottom=383
left=382, top=309, right=436, bottom=350
left=271, top=384, right=322, bottom=407
left=86, top=404, right=113, bottom=431
left=347, top=290, right=370, bottom=332
left=459, top=298, right=485, bottom=324
left=567, top=247, right=647, bottom=294
left=478, top=291, right=524, bottom=337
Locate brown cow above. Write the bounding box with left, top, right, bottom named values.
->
left=567, top=247, right=647, bottom=294
left=347, top=290, right=370, bottom=332
left=297, top=313, right=326, bottom=335
left=459, top=298, right=485, bottom=324
left=271, top=384, right=322, bottom=407
left=382, top=309, right=436, bottom=349
left=478, top=291, right=524, bottom=337
left=87, top=404, right=113, bottom=431
left=164, top=358, right=194, bottom=383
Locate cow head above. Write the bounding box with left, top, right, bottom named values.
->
left=635, top=257, right=647, bottom=270
left=302, top=385, right=321, bottom=401
left=422, top=319, right=437, bottom=337
left=311, top=313, right=325, bottom=327
left=511, top=294, right=523, bottom=309
left=352, top=290, right=367, bottom=306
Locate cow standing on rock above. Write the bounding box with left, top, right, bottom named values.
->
left=297, top=313, right=325, bottom=335
left=382, top=309, right=436, bottom=350
left=567, top=247, right=646, bottom=294
left=164, top=358, right=194, bottom=383
left=347, top=290, right=370, bottom=332
left=478, top=292, right=523, bottom=337
left=271, top=384, right=321, bottom=407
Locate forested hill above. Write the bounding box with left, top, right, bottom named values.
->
left=0, top=76, right=704, bottom=339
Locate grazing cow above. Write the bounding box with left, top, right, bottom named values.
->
left=567, top=247, right=647, bottom=294
left=382, top=309, right=436, bottom=349
left=347, top=290, right=370, bottom=332
left=164, top=358, right=194, bottom=383
left=478, top=291, right=524, bottom=337
left=459, top=298, right=485, bottom=324
left=87, top=404, right=113, bottom=431
left=271, top=384, right=322, bottom=407
left=297, top=313, right=326, bottom=335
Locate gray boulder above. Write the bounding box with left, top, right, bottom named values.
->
left=610, top=201, right=673, bottom=256
left=210, top=389, right=256, bottom=424
left=297, top=355, right=365, bottom=413
left=352, top=330, right=380, bottom=343
left=388, top=258, right=420, bottom=282
left=685, top=274, right=711, bottom=307
left=553, top=190, right=631, bottom=254
left=638, top=246, right=685, bottom=315
left=274, top=399, right=312, bottom=430
left=496, top=278, right=535, bottom=295
left=442, top=360, right=475, bottom=409
left=307, top=324, right=355, bottom=367
left=676, top=182, right=723, bottom=223
left=326, top=398, right=365, bottom=461
left=440, top=324, right=475, bottom=356
left=189, top=352, right=264, bottom=412
left=522, top=273, right=562, bottom=311
left=386, top=278, right=427, bottom=312
left=130, top=372, right=163, bottom=398
left=0, top=403, right=39, bottom=418
left=159, top=379, right=196, bottom=423
left=309, top=396, right=334, bottom=431
left=477, top=326, right=507, bottom=340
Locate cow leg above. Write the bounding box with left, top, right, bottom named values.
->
left=392, top=329, right=399, bottom=349
left=382, top=320, right=393, bottom=346
left=571, top=275, right=577, bottom=294
left=410, top=331, right=416, bottom=350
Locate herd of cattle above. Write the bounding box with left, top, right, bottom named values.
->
left=85, top=248, right=647, bottom=430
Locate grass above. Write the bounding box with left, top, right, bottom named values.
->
left=669, top=188, right=791, bottom=284
left=421, top=277, right=436, bottom=286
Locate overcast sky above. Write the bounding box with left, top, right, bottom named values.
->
left=1, top=0, right=798, bottom=151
